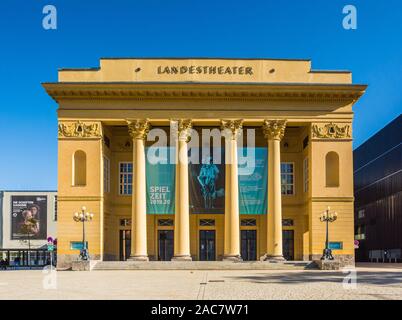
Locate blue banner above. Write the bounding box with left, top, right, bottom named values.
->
left=238, top=147, right=268, bottom=215
left=146, top=147, right=176, bottom=214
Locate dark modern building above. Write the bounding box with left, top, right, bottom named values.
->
left=354, top=115, right=402, bottom=262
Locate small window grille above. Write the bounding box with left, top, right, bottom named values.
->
left=241, top=219, right=257, bottom=226
left=200, top=219, right=215, bottom=226
left=158, top=219, right=174, bottom=226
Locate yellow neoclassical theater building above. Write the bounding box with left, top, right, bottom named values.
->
left=43, top=58, right=366, bottom=268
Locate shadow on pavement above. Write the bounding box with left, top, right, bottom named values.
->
left=225, top=271, right=402, bottom=286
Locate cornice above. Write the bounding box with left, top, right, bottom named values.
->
left=42, top=82, right=367, bottom=103
left=310, top=197, right=354, bottom=202
left=57, top=196, right=104, bottom=201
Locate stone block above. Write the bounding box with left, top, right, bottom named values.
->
left=314, top=260, right=341, bottom=270
left=72, top=260, right=91, bottom=271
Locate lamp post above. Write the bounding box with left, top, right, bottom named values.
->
left=319, top=206, right=338, bottom=260
left=73, top=206, right=94, bottom=261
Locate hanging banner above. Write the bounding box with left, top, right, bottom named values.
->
left=189, top=148, right=225, bottom=214
left=146, top=147, right=175, bottom=214
left=238, top=147, right=268, bottom=215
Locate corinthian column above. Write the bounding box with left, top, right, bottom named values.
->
left=261, top=119, right=287, bottom=261
left=172, top=119, right=192, bottom=261
left=221, top=119, right=243, bottom=261
left=127, top=119, right=150, bottom=261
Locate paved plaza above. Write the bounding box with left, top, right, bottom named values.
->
left=0, top=264, right=402, bottom=300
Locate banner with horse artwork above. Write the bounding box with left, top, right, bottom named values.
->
left=189, top=147, right=268, bottom=215
left=189, top=148, right=225, bottom=214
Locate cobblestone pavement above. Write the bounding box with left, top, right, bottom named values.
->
left=0, top=265, right=402, bottom=300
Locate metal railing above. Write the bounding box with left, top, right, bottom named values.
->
left=0, top=249, right=56, bottom=269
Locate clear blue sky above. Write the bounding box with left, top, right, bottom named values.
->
left=0, top=0, right=401, bottom=190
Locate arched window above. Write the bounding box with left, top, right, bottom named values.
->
left=325, top=151, right=339, bottom=187
left=73, top=150, right=86, bottom=186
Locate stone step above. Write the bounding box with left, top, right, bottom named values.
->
left=92, top=260, right=317, bottom=270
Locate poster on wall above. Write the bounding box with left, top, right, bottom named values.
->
left=238, top=147, right=268, bottom=215
left=11, top=195, right=47, bottom=240
left=146, top=147, right=176, bottom=214
left=189, top=148, right=225, bottom=214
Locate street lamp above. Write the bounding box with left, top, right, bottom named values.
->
left=73, top=206, right=94, bottom=261
left=319, top=206, right=338, bottom=260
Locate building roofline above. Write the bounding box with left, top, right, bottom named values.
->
left=58, top=57, right=316, bottom=72
left=99, top=57, right=313, bottom=61
left=56, top=57, right=354, bottom=74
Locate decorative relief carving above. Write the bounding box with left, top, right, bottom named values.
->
left=311, top=123, right=351, bottom=139
left=221, top=119, right=244, bottom=140
left=127, top=119, right=151, bottom=140
left=58, top=121, right=101, bottom=138
left=263, top=120, right=287, bottom=141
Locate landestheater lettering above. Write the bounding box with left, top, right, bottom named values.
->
left=157, top=65, right=254, bottom=75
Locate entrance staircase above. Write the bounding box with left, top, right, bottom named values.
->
left=92, top=260, right=317, bottom=271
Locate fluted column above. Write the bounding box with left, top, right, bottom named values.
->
left=221, top=119, right=243, bottom=261
left=172, top=119, right=192, bottom=261
left=261, top=120, right=287, bottom=261
left=127, top=119, right=150, bottom=261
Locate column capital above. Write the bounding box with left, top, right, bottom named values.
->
left=171, top=119, right=193, bottom=142
left=221, top=119, right=244, bottom=140
left=263, top=120, right=287, bottom=141
left=127, top=119, right=151, bottom=140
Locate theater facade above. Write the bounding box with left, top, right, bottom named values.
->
left=43, top=58, right=366, bottom=268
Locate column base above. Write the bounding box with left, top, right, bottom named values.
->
left=260, top=254, right=286, bottom=262
left=171, top=255, right=192, bottom=262
left=222, top=255, right=243, bottom=262
left=128, top=255, right=149, bottom=262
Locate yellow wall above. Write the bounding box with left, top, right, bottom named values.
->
left=57, top=137, right=104, bottom=267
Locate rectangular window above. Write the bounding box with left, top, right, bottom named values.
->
left=355, top=225, right=366, bottom=240
left=104, top=156, right=110, bottom=193
left=119, top=162, right=133, bottom=195
left=54, top=195, right=58, bottom=221
left=303, top=157, right=309, bottom=193
left=358, top=209, right=365, bottom=219
left=281, top=162, right=295, bottom=195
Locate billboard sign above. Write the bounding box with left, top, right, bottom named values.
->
left=11, top=195, right=47, bottom=240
